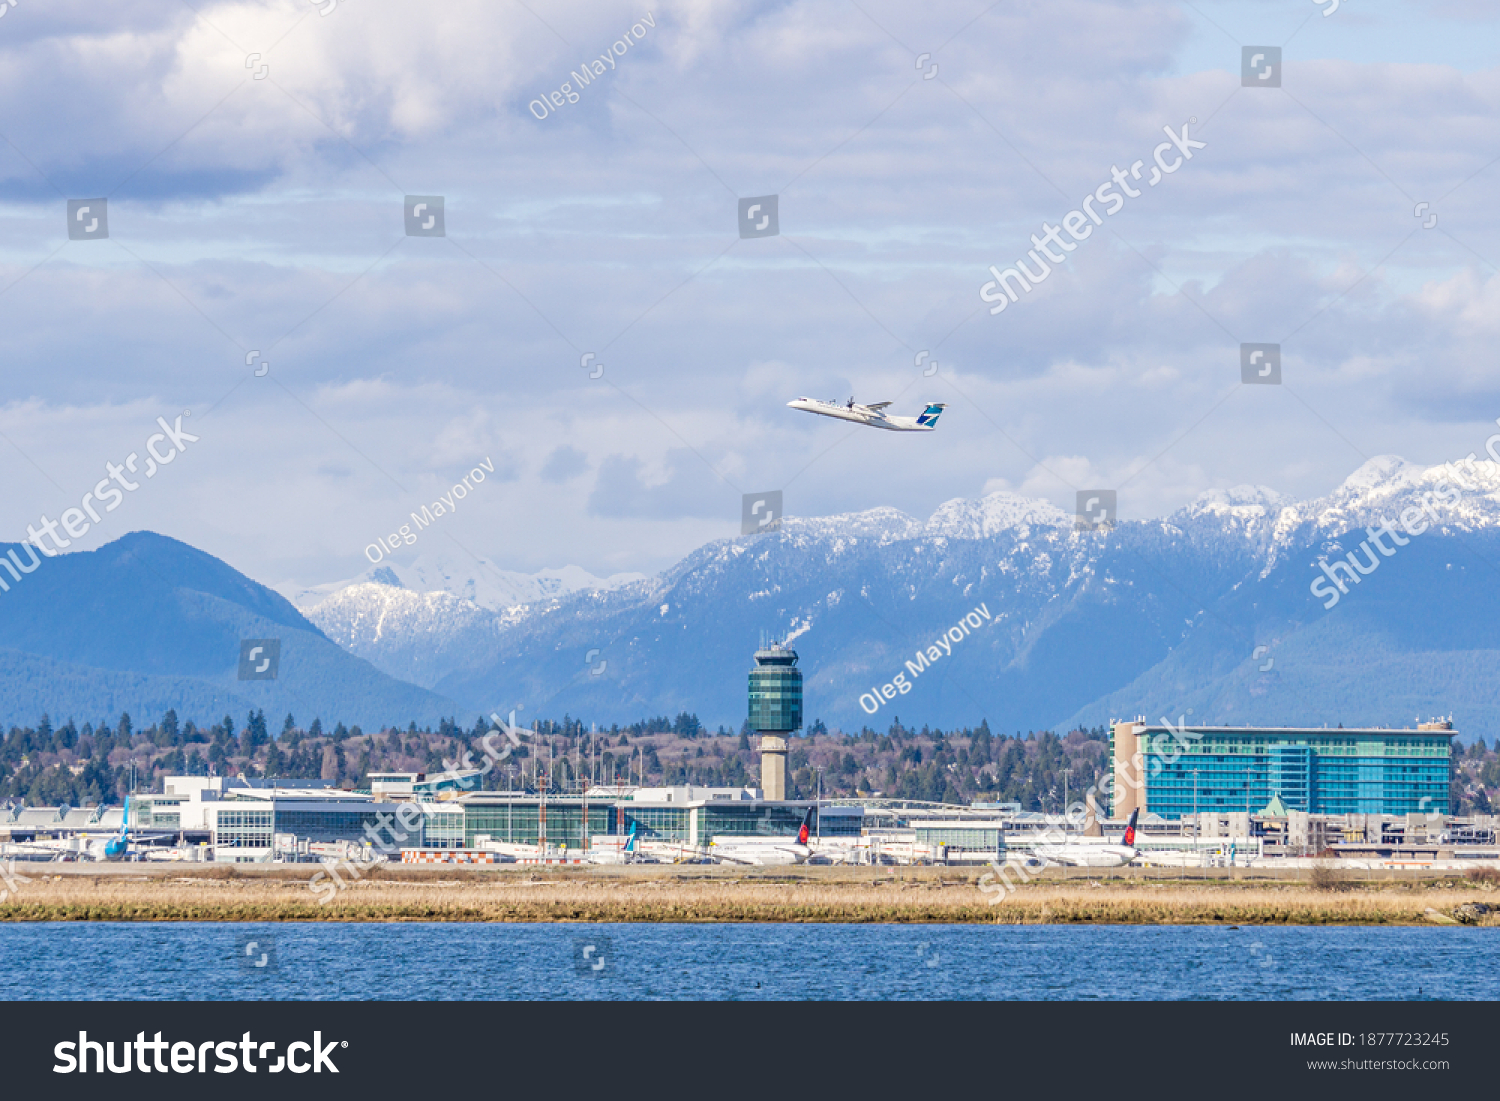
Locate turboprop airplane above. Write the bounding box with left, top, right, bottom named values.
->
left=1031, top=808, right=1140, bottom=868
left=787, top=397, right=945, bottom=432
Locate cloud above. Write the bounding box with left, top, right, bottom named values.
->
left=587, top=449, right=732, bottom=521
left=541, top=445, right=590, bottom=482
left=0, top=0, right=1496, bottom=587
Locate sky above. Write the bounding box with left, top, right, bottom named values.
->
left=0, top=0, right=1496, bottom=591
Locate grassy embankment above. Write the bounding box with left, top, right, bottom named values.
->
left=1, top=866, right=1497, bottom=925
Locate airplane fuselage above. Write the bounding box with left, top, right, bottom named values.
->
left=1032, top=844, right=1136, bottom=868
left=707, top=842, right=809, bottom=866
left=787, top=398, right=944, bottom=432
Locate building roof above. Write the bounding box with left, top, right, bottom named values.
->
left=1, top=804, right=124, bottom=830
left=1126, top=724, right=1456, bottom=738
left=1260, top=794, right=1290, bottom=818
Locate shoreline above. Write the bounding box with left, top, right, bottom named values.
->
left=1, top=866, right=1496, bottom=925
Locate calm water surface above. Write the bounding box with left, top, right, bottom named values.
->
left=0, top=923, right=1495, bottom=1000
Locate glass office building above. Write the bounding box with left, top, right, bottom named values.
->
left=1109, top=722, right=1454, bottom=818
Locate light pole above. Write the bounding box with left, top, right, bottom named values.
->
left=1062, top=768, right=1073, bottom=820
left=815, top=766, right=825, bottom=840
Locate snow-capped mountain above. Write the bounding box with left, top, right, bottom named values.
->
left=308, top=457, right=1500, bottom=737
left=293, top=551, right=647, bottom=690
left=286, top=551, right=644, bottom=613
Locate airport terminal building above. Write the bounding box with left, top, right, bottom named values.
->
left=1109, top=720, right=1455, bottom=819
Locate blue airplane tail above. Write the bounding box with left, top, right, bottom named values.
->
left=103, top=795, right=131, bottom=859
left=624, top=823, right=638, bottom=853
left=916, top=403, right=945, bottom=427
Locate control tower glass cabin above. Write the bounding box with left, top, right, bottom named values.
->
left=748, top=640, right=803, bottom=734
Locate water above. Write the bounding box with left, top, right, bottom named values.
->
left=2, top=923, right=1497, bottom=1000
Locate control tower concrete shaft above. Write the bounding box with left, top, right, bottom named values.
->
left=749, top=639, right=802, bottom=800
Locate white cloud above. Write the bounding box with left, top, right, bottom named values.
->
left=0, top=0, right=1496, bottom=587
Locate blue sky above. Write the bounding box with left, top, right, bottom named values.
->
left=0, top=0, right=1496, bottom=590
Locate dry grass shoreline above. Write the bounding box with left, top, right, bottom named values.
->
left=1, top=865, right=1497, bottom=925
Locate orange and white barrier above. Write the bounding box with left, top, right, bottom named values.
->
left=400, top=849, right=499, bottom=864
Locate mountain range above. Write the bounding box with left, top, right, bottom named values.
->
left=302, top=454, right=1500, bottom=739
left=0, top=533, right=466, bottom=729
left=3, top=455, right=1499, bottom=738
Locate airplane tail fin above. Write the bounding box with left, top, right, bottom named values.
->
left=796, top=806, right=813, bottom=845
left=916, top=403, right=945, bottom=428
left=1122, top=808, right=1139, bottom=848
left=624, top=823, right=637, bottom=853
left=119, top=795, right=130, bottom=839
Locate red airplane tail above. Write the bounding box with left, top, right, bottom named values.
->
left=1122, top=808, right=1139, bottom=847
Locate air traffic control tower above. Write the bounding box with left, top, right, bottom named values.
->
left=749, top=639, right=802, bottom=801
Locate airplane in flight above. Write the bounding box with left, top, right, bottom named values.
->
left=787, top=397, right=945, bottom=432
left=1031, top=808, right=1140, bottom=868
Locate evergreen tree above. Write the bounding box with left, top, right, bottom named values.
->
left=245, top=710, right=269, bottom=754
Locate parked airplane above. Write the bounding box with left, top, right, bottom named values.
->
left=95, top=796, right=171, bottom=861
left=1032, top=808, right=1140, bottom=868
left=787, top=397, right=945, bottom=432
left=585, top=823, right=656, bottom=865
left=706, top=807, right=816, bottom=866
left=6, top=796, right=170, bottom=862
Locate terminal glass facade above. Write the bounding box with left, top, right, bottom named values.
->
left=275, top=808, right=388, bottom=845
left=621, top=806, right=691, bottom=841
left=463, top=800, right=616, bottom=848
left=914, top=826, right=1003, bottom=852
left=213, top=809, right=273, bottom=849
left=1111, top=725, right=1453, bottom=818
left=698, top=803, right=814, bottom=838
